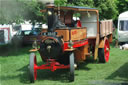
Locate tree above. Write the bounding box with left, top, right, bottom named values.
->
left=0, top=0, right=119, bottom=24
left=55, top=0, right=118, bottom=20
left=93, top=0, right=118, bottom=20
left=0, top=0, right=44, bottom=24
left=117, top=0, right=128, bottom=14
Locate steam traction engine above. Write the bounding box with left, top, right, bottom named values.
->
left=29, top=4, right=113, bottom=83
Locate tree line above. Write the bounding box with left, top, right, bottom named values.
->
left=0, top=0, right=128, bottom=25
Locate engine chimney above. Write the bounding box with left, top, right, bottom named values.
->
left=46, top=3, right=55, bottom=32
left=38, top=0, right=55, bottom=32
left=37, top=0, right=55, bottom=32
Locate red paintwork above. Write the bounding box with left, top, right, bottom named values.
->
left=33, top=59, right=69, bottom=80
left=33, top=39, right=88, bottom=80
left=104, top=39, right=110, bottom=62
left=0, top=27, right=10, bottom=40
left=72, top=30, right=77, bottom=35
left=63, top=39, right=88, bottom=51
left=77, top=20, right=82, bottom=27
left=34, top=55, right=37, bottom=80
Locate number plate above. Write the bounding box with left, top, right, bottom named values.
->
left=42, top=32, right=57, bottom=36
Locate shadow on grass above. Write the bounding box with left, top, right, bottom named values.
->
left=106, top=62, right=128, bottom=81
left=18, top=62, right=74, bottom=84
left=18, top=65, right=30, bottom=84
left=37, top=69, right=71, bottom=83
left=75, top=56, right=98, bottom=71
left=0, top=44, right=31, bottom=57
left=1, top=65, right=30, bottom=84
left=1, top=57, right=94, bottom=84
left=18, top=60, right=93, bottom=84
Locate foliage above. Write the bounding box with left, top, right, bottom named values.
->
left=55, top=0, right=67, bottom=6
left=93, top=0, right=118, bottom=20
left=55, top=0, right=118, bottom=20
left=0, top=0, right=128, bottom=24
left=0, top=0, right=44, bottom=24
left=1, top=45, right=128, bottom=85
left=116, top=0, right=128, bottom=13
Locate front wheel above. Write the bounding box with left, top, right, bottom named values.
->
left=29, top=53, right=37, bottom=83
left=69, top=53, right=75, bottom=82
left=98, top=38, right=110, bottom=63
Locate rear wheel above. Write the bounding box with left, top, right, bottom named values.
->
left=29, top=53, right=37, bottom=83
left=98, top=38, right=110, bottom=63
left=69, top=53, right=75, bottom=82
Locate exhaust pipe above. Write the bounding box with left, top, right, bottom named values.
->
left=46, top=3, right=55, bottom=32
left=37, top=0, right=55, bottom=32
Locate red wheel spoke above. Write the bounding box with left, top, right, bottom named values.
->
left=34, top=70, right=37, bottom=80
left=104, top=39, right=110, bottom=62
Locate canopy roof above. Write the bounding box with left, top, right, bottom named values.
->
left=41, top=6, right=98, bottom=13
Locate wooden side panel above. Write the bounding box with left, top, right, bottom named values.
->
left=71, top=28, right=87, bottom=41
left=94, top=33, right=100, bottom=60
left=109, top=20, right=113, bottom=34
left=100, top=20, right=113, bottom=37
left=56, top=29, right=69, bottom=41
left=41, top=29, right=70, bottom=41
left=74, top=45, right=88, bottom=62
left=105, top=21, right=109, bottom=35
left=100, top=21, right=105, bottom=36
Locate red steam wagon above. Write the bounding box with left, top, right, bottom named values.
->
left=29, top=4, right=113, bottom=83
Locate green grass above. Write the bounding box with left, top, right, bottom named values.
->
left=0, top=44, right=128, bottom=85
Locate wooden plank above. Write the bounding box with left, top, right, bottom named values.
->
left=108, top=34, right=113, bottom=43
left=54, top=7, right=98, bottom=12
left=87, top=37, right=96, bottom=39
left=94, top=34, right=99, bottom=60
left=74, top=45, right=88, bottom=62
left=40, top=7, right=99, bottom=13
left=98, top=39, right=104, bottom=48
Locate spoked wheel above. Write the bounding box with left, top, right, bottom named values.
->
left=69, top=52, right=75, bottom=82
left=29, top=53, right=37, bottom=83
left=98, top=38, right=110, bottom=63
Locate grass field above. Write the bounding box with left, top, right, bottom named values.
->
left=0, top=44, right=128, bottom=85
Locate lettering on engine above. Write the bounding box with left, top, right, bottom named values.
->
left=72, top=30, right=77, bottom=35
